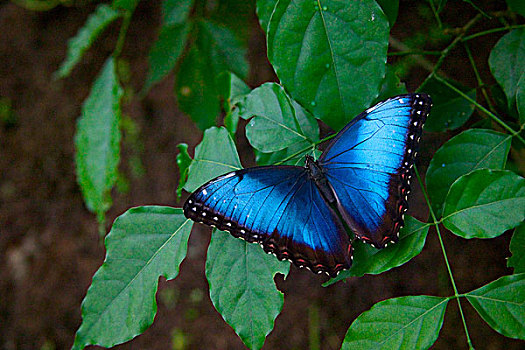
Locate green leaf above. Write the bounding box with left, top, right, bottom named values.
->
left=517, top=72, right=525, bottom=125
left=162, top=0, right=194, bottom=26
left=506, top=0, right=525, bottom=17
left=55, top=4, right=120, bottom=79
left=176, top=143, right=192, bottom=201
left=509, top=224, right=525, bottom=273
left=466, top=273, right=525, bottom=339
left=375, top=65, right=407, bottom=102
left=184, top=127, right=241, bottom=192
left=420, top=76, right=476, bottom=132
left=376, top=0, right=399, bottom=27
left=267, top=0, right=389, bottom=130
left=176, top=20, right=248, bottom=130
left=426, top=129, right=511, bottom=216
left=112, top=0, right=140, bottom=11
left=489, top=28, right=525, bottom=108
left=218, top=72, right=251, bottom=136
left=72, top=206, right=193, bottom=349
left=341, top=295, right=449, bottom=349
left=256, top=0, right=278, bottom=33
left=442, top=169, right=525, bottom=239
left=144, top=22, right=191, bottom=92
left=206, top=229, right=289, bottom=350
left=75, top=58, right=123, bottom=219
left=324, top=216, right=430, bottom=286
left=240, top=83, right=318, bottom=152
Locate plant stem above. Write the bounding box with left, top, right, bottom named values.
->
left=414, top=166, right=474, bottom=349
left=113, top=10, right=132, bottom=59
left=463, top=42, right=497, bottom=114
left=275, top=134, right=336, bottom=165
left=462, top=24, right=525, bottom=41
left=434, top=74, right=525, bottom=146
left=388, top=50, right=442, bottom=57
left=428, top=0, right=443, bottom=29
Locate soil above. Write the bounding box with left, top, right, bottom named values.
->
left=0, top=1, right=522, bottom=349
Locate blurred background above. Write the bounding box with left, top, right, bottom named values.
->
left=0, top=0, right=522, bottom=349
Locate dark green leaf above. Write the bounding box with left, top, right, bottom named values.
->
left=376, top=0, right=399, bottom=27
left=442, top=169, right=525, bottom=239
left=144, top=22, right=191, bottom=92
left=176, top=143, right=192, bottom=201
left=506, top=0, right=525, bottom=17
left=517, top=73, right=525, bottom=125
left=508, top=224, right=525, bottom=273
left=72, top=206, right=193, bottom=349
left=488, top=28, right=525, bottom=108
left=184, top=127, right=241, bottom=192
left=55, top=4, right=120, bottom=78
left=162, top=0, right=194, bottom=26
left=420, top=77, right=476, bottom=132
left=267, top=0, right=389, bottom=130
left=375, top=65, right=407, bottom=103
left=219, top=72, right=251, bottom=136
left=325, top=216, right=430, bottom=286
left=75, top=58, right=123, bottom=219
left=206, top=229, right=289, bottom=350
left=426, top=129, right=511, bottom=216
left=240, top=83, right=318, bottom=152
left=112, top=0, right=140, bottom=11
left=341, top=295, right=449, bottom=349
left=256, top=0, right=278, bottom=33
left=466, top=273, right=525, bottom=339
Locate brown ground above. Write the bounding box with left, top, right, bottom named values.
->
left=0, top=1, right=522, bottom=349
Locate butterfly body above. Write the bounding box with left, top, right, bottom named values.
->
left=184, top=94, right=432, bottom=277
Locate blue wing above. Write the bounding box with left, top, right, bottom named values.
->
left=183, top=166, right=352, bottom=276
left=319, top=94, right=432, bottom=248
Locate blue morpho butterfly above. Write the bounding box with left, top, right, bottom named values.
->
left=184, top=94, right=432, bottom=277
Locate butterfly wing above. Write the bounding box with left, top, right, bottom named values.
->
left=319, top=93, right=432, bottom=248
left=183, top=166, right=352, bottom=276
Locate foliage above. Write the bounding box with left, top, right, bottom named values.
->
left=49, top=0, right=525, bottom=348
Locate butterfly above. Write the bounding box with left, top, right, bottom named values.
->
left=184, top=94, right=432, bottom=277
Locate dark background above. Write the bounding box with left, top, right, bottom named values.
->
left=0, top=1, right=522, bottom=349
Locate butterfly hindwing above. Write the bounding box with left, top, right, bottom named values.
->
left=183, top=166, right=352, bottom=276
left=319, top=93, right=431, bottom=247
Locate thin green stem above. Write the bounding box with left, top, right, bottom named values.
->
left=428, top=0, right=443, bottom=29
left=275, top=134, right=336, bottom=165
left=414, top=166, right=473, bottom=349
left=462, top=24, right=525, bottom=41
left=388, top=50, right=442, bottom=57
left=434, top=74, right=525, bottom=146
left=113, top=10, right=132, bottom=59
left=463, top=42, right=497, bottom=114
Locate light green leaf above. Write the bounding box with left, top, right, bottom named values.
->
left=488, top=28, right=525, bottom=108
left=325, top=217, right=430, bottom=285
left=218, top=72, right=251, bottom=136
left=442, top=169, right=525, bottom=239
left=55, top=4, right=120, bottom=79
left=184, top=127, right=241, bottom=192
left=75, top=58, right=123, bottom=219
left=267, top=0, right=389, bottom=130
left=426, top=129, right=511, bottom=216
left=206, top=229, right=289, bottom=350
left=509, top=224, right=525, bottom=273
left=240, top=83, right=318, bottom=152
left=176, top=143, right=192, bottom=201
left=341, top=295, right=449, bottom=349
left=420, top=76, right=476, bottom=132
left=517, top=72, right=525, bottom=125
left=162, top=0, right=194, bottom=26
left=72, top=206, right=193, bottom=349
left=466, top=273, right=525, bottom=339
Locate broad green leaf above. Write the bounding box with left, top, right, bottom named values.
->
left=184, top=127, right=241, bottom=192
left=176, top=143, right=192, bottom=200
left=255, top=138, right=318, bottom=166
left=267, top=0, right=389, bottom=130
left=162, top=0, right=194, bottom=26
left=420, top=77, right=476, bottom=132
left=466, top=273, right=525, bottom=339
left=72, top=206, right=193, bottom=349
left=442, top=169, right=525, bottom=239
left=341, top=295, right=449, bottom=349
left=325, top=217, right=430, bottom=286
left=426, top=129, right=511, bottom=216
left=508, top=224, right=525, bottom=273
left=55, top=4, right=120, bottom=78
left=218, top=72, right=251, bottom=136
left=375, top=65, right=407, bottom=102
left=240, top=83, right=318, bottom=152
left=75, top=58, right=123, bottom=219
left=256, top=0, right=278, bottom=33
left=506, top=0, right=525, bottom=17
left=489, top=28, right=525, bottom=108
left=206, top=229, right=289, bottom=350
left=176, top=20, right=248, bottom=130
left=377, top=0, right=399, bottom=27
left=144, top=22, right=191, bottom=92
left=517, top=72, right=525, bottom=125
